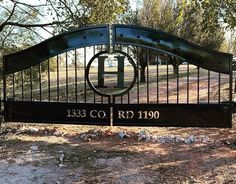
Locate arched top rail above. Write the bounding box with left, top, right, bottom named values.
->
left=112, top=24, right=233, bottom=74
left=3, top=24, right=233, bottom=75
left=3, top=25, right=109, bottom=75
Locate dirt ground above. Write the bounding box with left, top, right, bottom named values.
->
left=0, top=119, right=236, bottom=184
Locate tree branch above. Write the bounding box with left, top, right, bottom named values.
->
left=41, top=26, right=54, bottom=36
left=15, top=3, right=39, bottom=19
left=10, top=0, right=48, bottom=8
left=3, top=3, right=16, bottom=24
left=58, top=0, right=86, bottom=27
left=0, top=4, right=12, bottom=14
left=47, top=0, right=61, bottom=22
left=26, top=27, right=46, bottom=40
left=0, top=20, right=68, bottom=32
left=1, top=26, right=15, bottom=47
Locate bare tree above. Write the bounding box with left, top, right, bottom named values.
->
left=0, top=0, right=129, bottom=55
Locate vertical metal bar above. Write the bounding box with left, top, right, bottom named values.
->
left=229, top=56, right=233, bottom=127
left=75, top=49, right=78, bottom=103
left=218, top=73, right=221, bottom=103
left=127, top=92, right=130, bottom=104
left=166, top=60, right=169, bottom=104
left=93, top=46, right=96, bottom=103
left=2, top=58, right=6, bottom=114
left=101, top=45, right=103, bottom=103
left=127, top=46, right=130, bottom=104
left=66, top=52, right=69, bottom=102
left=30, top=67, right=33, bottom=101
left=187, top=63, right=189, bottom=103
left=0, top=75, right=2, bottom=114
left=12, top=73, right=15, bottom=99
left=3, top=57, right=6, bottom=104
left=157, top=57, right=159, bottom=103
left=48, top=59, right=50, bottom=102
left=208, top=70, right=210, bottom=104
left=21, top=71, right=24, bottom=101
left=57, top=55, right=59, bottom=102
left=235, top=77, right=236, bottom=94
left=0, top=75, right=2, bottom=113
left=109, top=96, right=112, bottom=126
left=39, top=63, right=42, bottom=101
left=120, top=45, right=123, bottom=104
left=84, top=47, right=87, bottom=103
left=146, top=49, right=150, bottom=104
left=137, top=52, right=140, bottom=104
left=197, top=66, right=200, bottom=103
left=112, top=95, right=116, bottom=126
left=177, top=65, right=179, bottom=104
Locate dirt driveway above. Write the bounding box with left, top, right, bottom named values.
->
left=0, top=122, right=236, bottom=184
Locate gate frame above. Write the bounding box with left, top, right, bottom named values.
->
left=2, top=24, right=234, bottom=128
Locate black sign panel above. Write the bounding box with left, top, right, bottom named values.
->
left=113, top=104, right=231, bottom=128
left=4, top=101, right=110, bottom=125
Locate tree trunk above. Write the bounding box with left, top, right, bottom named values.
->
left=140, top=67, right=146, bottom=83
left=173, top=65, right=179, bottom=75
left=168, top=56, right=182, bottom=76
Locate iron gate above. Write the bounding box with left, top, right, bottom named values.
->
left=2, top=25, right=233, bottom=127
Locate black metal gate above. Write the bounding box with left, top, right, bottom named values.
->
left=2, top=25, right=233, bottom=127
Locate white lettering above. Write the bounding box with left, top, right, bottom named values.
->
left=118, top=111, right=125, bottom=119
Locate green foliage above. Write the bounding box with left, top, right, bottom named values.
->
left=195, top=0, right=236, bottom=30
left=48, top=0, right=129, bottom=33
left=80, top=0, right=128, bottom=24
left=41, top=57, right=57, bottom=73
left=124, top=0, right=226, bottom=80
left=136, top=0, right=225, bottom=50
left=232, top=38, right=236, bottom=55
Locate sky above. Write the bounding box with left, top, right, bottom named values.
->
left=16, top=0, right=140, bottom=39
left=129, top=0, right=141, bottom=10
left=20, top=0, right=140, bottom=10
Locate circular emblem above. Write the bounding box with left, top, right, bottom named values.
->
left=86, top=50, right=137, bottom=97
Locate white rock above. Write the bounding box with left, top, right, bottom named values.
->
left=185, top=135, right=195, bottom=144
left=139, top=130, right=146, bottom=136
left=138, top=130, right=150, bottom=141
left=180, top=137, right=186, bottom=142
left=59, top=153, right=65, bottom=162
left=29, top=128, right=39, bottom=133
left=164, top=135, right=174, bottom=143
left=29, top=145, right=38, bottom=151
left=53, top=131, right=60, bottom=136
left=159, top=136, right=169, bottom=143
left=118, top=131, right=131, bottom=139
left=58, top=150, right=64, bottom=154
left=83, top=134, right=97, bottom=140
left=58, top=163, right=65, bottom=167
left=170, top=135, right=176, bottom=141
left=80, top=134, right=86, bottom=139
left=138, top=135, right=146, bottom=142
left=125, top=133, right=131, bottom=138
left=174, top=135, right=181, bottom=143
left=201, top=136, right=210, bottom=143
left=118, top=131, right=125, bottom=139
left=145, top=134, right=151, bottom=142
left=151, top=135, right=158, bottom=142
